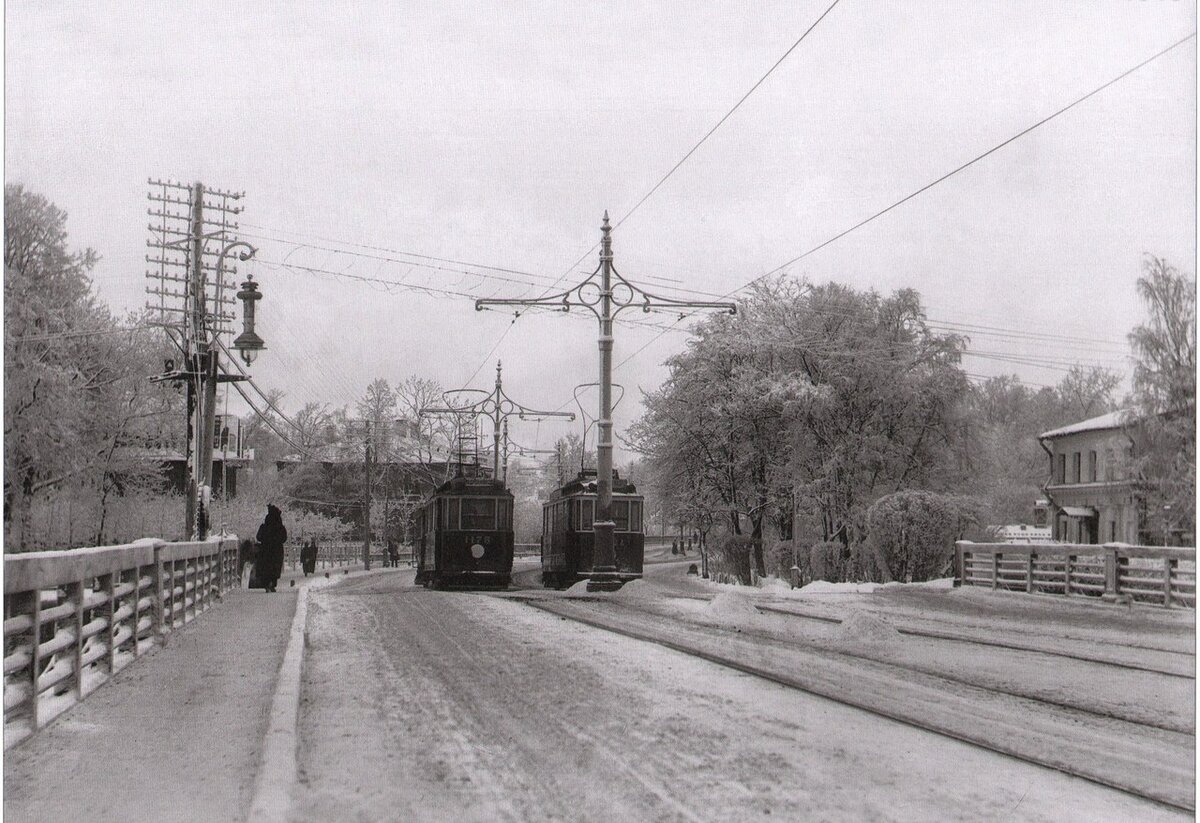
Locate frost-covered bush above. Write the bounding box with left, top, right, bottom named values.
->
left=764, top=539, right=798, bottom=578
left=866, top=491, right=981, bottom=582
left=709, top=535, right=754, bottom=584
left=808, top=540, right=850, bottom=582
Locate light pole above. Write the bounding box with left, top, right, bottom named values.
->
left=195, top=240, right=257, bottom=539
left=477, top=213, right=735, bottom=590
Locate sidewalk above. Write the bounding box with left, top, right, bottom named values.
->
left=3, top=571, right=326, bottom=823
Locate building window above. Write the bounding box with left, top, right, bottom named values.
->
left=1072, top=452, right=1081, bottom=484
left=1057, top=454, right=1066, bottom=484
left=1110, top=521, right=1117, bottom=542
left=1088, top=451, right=1097, bottom=483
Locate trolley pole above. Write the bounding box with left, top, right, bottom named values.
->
left=493, top=363, right=504, bottom=481
left=421, top=362, right=574, bottom=484
left=593, top=219, right=618, bottom=587
left=476, top=213, right=735, bottom=591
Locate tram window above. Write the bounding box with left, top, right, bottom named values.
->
left=612, top=500, right=630, bottom=531
left=444, top=498, right=460, bottom=530
left=630, top=500, right=642, bottom=533
left=580, top=499, right=593, bottom=531
left=461, top=498, right=496, bottom=530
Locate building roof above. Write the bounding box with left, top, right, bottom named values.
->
left=1039, top=409, right=1135, bottom=440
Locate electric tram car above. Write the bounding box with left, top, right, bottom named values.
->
left=541, top=469, right=644, bottom=588
left=414, top=474, right=515, bottom=588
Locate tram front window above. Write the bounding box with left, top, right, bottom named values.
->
left=461, top=497, right=497, bottom=530
left=612, top=500, right=630, bottom=531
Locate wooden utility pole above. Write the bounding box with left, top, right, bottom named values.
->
left=145, top=179, right=250, bottom=540
left=363, top=420, right=373, bottom=570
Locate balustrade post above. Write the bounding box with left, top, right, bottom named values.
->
left=1026, top=552, right=1035, bottom=593
left=1102, top=544, right=1119, bottom=601
left=130, top=564, right=142, bottom=659
left=1164, top=557, right=1176, bottom=608
left=69, top=579, right=85, bottom=699
left=101, top=572, right=117, bottom=674
left=954, top=542, right=965, bottom=587
left=153, top=544, right=165, bottom=637
left=28, top=589, right=41, bottom=730
left=991, top=551, right=999, bottom=590
left=1065, top=554, right=1075, bottom=597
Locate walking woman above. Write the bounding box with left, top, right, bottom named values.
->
left=255, top=504, right=288, bottom=593
left=301, top=538, right=319, bottom=576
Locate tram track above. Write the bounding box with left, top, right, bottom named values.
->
left=510, top=594, right=1195, bottom=814
left=750, top=603, right=1196, bottom=680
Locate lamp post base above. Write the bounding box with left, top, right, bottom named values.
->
left=586, top=568, right=623, bottom=593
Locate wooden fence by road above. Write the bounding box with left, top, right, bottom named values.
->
left=956, top=541, right=1196, bottom=608
left=3, top=537, right=239, bottom=748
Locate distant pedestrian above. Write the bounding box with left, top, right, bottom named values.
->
left=387, top=539, right=399, bottom=568
left=301, top=538, right=319, bottom=577
left=255, top=504, right=288, bottom=593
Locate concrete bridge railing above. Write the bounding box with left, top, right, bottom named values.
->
left=3, top=536, right=240, bottom=748
left=956, top=541, right=1196, bottom=608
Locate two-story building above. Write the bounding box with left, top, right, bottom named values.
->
left=1038, top=409, right=1139, bottom=545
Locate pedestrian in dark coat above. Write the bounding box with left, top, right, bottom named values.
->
left=255, top=504, right=288, bottom=592
left=301, top=538, right=318, bottom=576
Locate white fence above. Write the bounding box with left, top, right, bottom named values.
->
left=956, top=541, right=1196, bottom=608
left=3, top=537, right=239, bottom=747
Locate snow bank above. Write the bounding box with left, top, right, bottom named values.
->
left=612, top=579, right=655, bottom=601
left=837, top=610, right=899, bottom=641
left=758, top=577, right=793, bottom=594
left=564, top=580, right=592, bottom=597
left=706, top=592, right=760, bottom=621
left=799, top=580, right=882, bottom=594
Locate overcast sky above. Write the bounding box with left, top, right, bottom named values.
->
left=6, top=1, right=1196, bottom=460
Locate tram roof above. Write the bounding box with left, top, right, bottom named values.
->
left=548, top=470, right=639, bottom=500
left=433, top=475, right=512, bottom=496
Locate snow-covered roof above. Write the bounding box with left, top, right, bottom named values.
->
left=1039, top=409, right=1135, bottom=440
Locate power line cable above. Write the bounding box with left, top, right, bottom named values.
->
left=615, top=31, right=1197, bottom=369
left=537, top=0, right=842, bottom=298
left=613, top=0, right=842, bottom=233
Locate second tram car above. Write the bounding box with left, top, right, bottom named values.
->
left=414, top=474, right=514, bottom=588
left=541, top=469, right=644, bottom=588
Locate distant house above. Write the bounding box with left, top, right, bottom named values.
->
left=991, top=524, right=1052, bottom=544
left=1038, top=410, right=1139, bottom=545
left=122, top=413, right=252, bottom=497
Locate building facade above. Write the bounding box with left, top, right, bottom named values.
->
left=1038, top=410, right=1140, bottom=545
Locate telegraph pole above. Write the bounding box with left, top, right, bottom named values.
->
left=146, top=180, right=252, bottom=540
left=477, top=213, right=735, bottom=590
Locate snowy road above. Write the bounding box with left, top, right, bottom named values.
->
left=290, top=570, right=1187, bottom=822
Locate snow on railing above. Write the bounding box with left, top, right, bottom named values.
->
left=3, top=536, right=239, bottom=748
left=955, top=541, right=1196, bottom=608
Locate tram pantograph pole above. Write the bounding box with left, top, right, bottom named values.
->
left=476, top=212, right=736, bottom=591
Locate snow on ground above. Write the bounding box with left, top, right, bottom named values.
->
left=295, top=573, right=1187, bottom=822
left=626, top=562, right=1196, bottom=736
left=837, top=609, right=900, bottom=642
